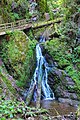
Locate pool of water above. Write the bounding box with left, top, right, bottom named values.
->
left=41, top=100, right=76, bottom=116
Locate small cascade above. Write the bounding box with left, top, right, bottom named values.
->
left=33, top=36, right=55, bottom=101
left=42, top=60, right=54, bottom=99
left=24, top=36, right=55, bottom=106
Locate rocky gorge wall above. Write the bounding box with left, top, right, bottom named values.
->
left=0, top=30, right=37, bottom=100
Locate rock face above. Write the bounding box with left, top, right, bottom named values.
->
left=48, top=67, right=80, bottom=107
left=44, top=38, right=80, bottom=107
left=1, top=30, right=37, bottom=89
left=0, top=58, right=22, bottom=100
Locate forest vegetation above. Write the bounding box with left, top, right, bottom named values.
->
left=0, top=0, right=80, bottom=119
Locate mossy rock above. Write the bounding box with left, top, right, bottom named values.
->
left=44, top=38, right=69, bottom=68
left=6, top=30, right=29, bottom=63
left=0, top=59, right=20, bottom=99
left=44, top=38, right=80, bottom=100
left=0, top=16, right=3, bottom=24
left=1, top=30, right=37, bottom=88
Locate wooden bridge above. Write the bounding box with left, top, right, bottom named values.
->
left=0, top=18, right=63, bottom=36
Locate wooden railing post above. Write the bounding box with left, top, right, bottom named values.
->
left=0, top=18, right=63, bottom=35
left=5, top=24, right=6, bottom=31
left=19, top=21, right=20, bottom=27
left=10, top=23, right=12, bottom=30
left=12, top=22, right=14, bottom=31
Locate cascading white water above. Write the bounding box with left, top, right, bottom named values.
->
left=33, top=36, right=55, bottom=100
left=42, top=61, right=54, bottom=99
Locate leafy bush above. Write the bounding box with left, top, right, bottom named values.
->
left=0, top=98, right=47, bottom=119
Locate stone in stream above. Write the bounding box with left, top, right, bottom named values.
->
left=58, top=98, right=80, bottom=107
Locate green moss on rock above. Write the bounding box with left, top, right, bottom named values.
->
left=1, top=30, right=37, bottom=88
left=6, top=30, right=28, bottom=63
left=44, top=38, right=80, bottom=99
left=0, top=61, right=18, bottom=99
left=44, top=38, right=70, bottom=68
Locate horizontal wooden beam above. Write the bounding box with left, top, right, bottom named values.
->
left=0, top=17, right=63, bottom=36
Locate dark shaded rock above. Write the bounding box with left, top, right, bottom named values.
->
left=54, top=69, right=63, bottom=78
left=65, top=76, right=75, bottom=86
left=31, top=15, right=38, bottom=22
left=0, top=59, right=22, bottom=100
left=54, top=85, right=77, bottom=100
left=48, top=77, right=54, bottom=83
left=48, top=67, right=79, bottom=106
left=58, top=98, right=80, bottom=107
left=49, top=32, right=60, bottom=38
left=54, top=86, right=64, bottom=97
left=11, top=1, right=17, bottom=10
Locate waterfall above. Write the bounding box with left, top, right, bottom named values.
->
left=33, top=36, right=55, bottom=101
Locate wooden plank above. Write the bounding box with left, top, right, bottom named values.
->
left=32, top=17, right=63, bottom=29
left=0, top=17, right=63, bottom=36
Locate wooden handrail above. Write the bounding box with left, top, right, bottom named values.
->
left=0, top=19, right=28, bottom=31
left=0, top=17, right=63, bottom=35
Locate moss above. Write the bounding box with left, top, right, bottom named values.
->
left=37, top=0, right=48, bottom=13
left=1, top=75, right=16, bottom=95
left=44, top=38, right=80, bottom=99
left=76, top=106, right=80, bottom=119
left=1, top=30, right=37, bottom=88
left=0, top=87, right=3, bottom=94
left=0, top=65, right=17, bottom=95
left=7, top=30, right=29, bottom=63
left=44, top=38, right=69, bottom=68
left=65, top=65, right=80, bottom=86
left=58, top=57, right=70, bottom=68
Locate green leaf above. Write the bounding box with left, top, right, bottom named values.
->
left=1, top=118, right=6, bottom=120
left=17, top=108, right=22, bottom=113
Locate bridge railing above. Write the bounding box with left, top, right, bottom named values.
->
left=0, top=19, right=29, bottom=32
left=32, top=17, right=63, bottom=28
left=0, top=17, right=63, bottom=34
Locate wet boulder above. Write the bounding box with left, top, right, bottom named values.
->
left=0, top=58, right=22, bottom=100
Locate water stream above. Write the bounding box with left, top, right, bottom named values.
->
left=33, top=36, right=55, bottom=101
left=28, top=36, right=76, bottom=116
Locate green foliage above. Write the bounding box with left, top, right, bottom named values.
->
left=57, top=0, right=77, bottom=19
left=44, top=38, right=69, bottom=68
left=37, top=0, right=48, bottom=13
left=0, top=98, right=47, bottom=119
left=1, top=31, right=37, bottom=88
left=76, top=105, right=80, bottom=119
left=1, top=75, right=17, bottom=95
left=9, top=12, right=20, bottom=21
left=0, top=0, right=30, bottom=22
left=1, top=31, right=28, bottom=63
left=54, top=21, right=78, bottom=46
left=16, top=40, right=37, bottom=88
left=65, top=65, right=80, bottom=88
left=44, top=38, right=80, bottom=97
